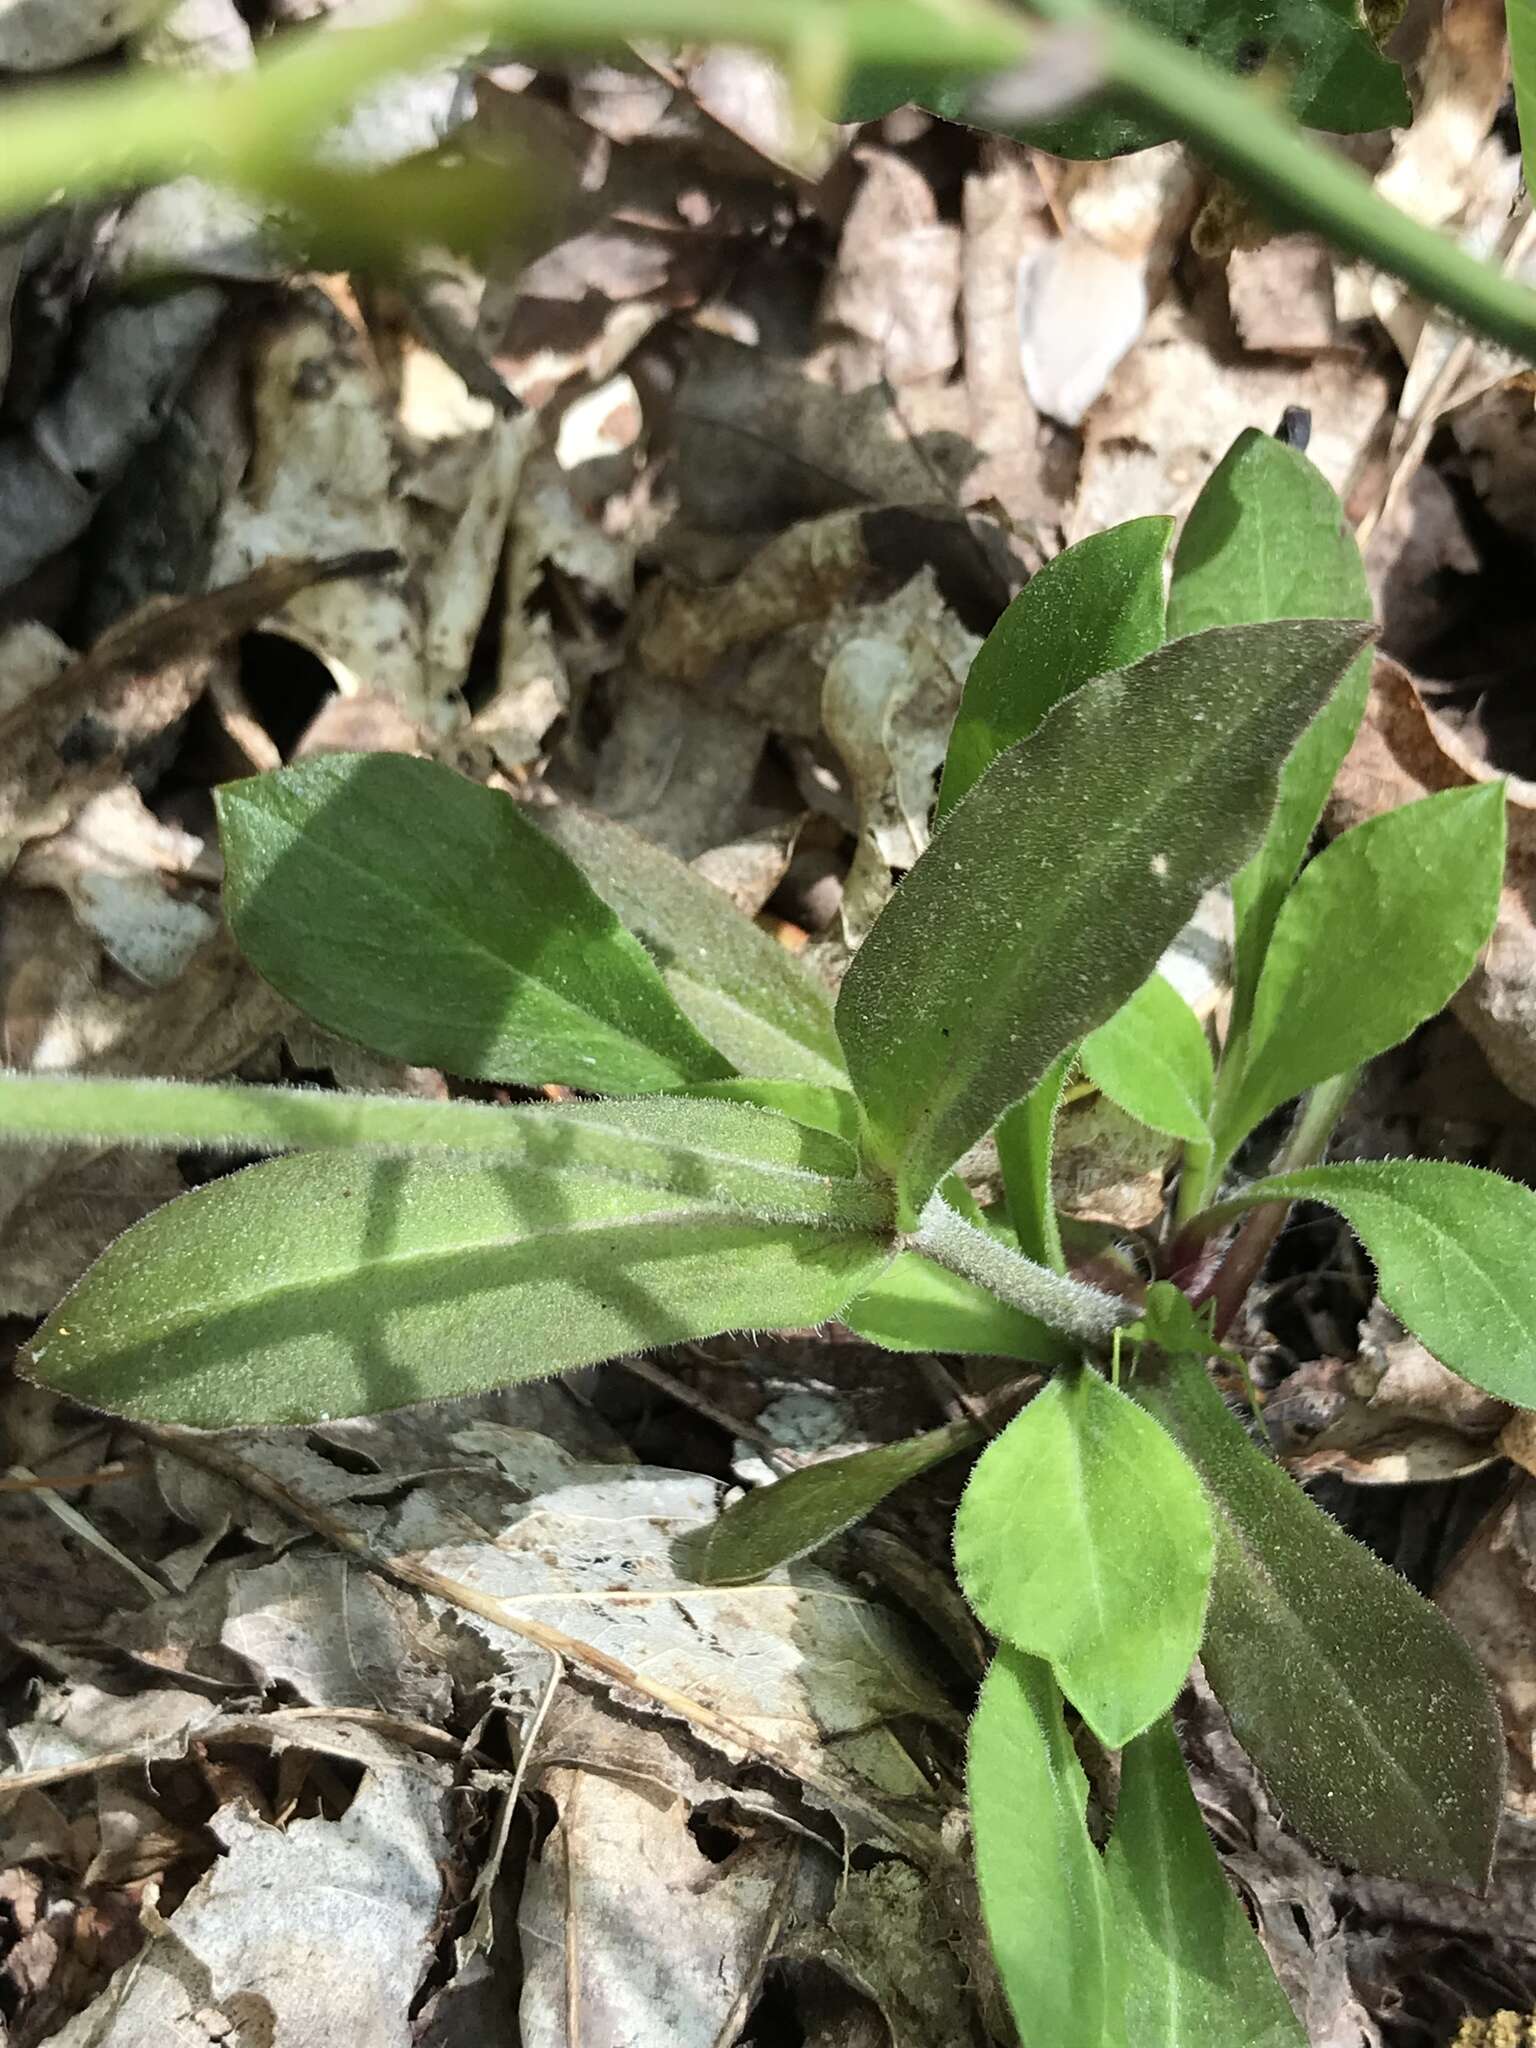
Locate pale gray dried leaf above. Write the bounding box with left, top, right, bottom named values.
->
left=220, top=1433, right=958, bottom=1838
left=13, top=786, right=217, bottom=986
left=1071, top=299, right=1387, bottom=544
left=821, top=569, right=979, bottom=942
left=48, top=1765, right=449, bottom=2048
left=0, top=0, right=163, bottom=68
left=4, top=1684, right=222, bottom=1780
left=959, top=147, right=1052, bottom=530
left=592, top=673, right=766, bottom=860
left=520, top=1762, right=814, bottom=2048
left=133, top=0, right=253, bottom=73
left=1018, top=234, right=1147, bottom=428
left=820, top=147, right=962, bottom=390
left=0, top=282, right=224, bottom=594
left=1227, top=238, right=1339, bottom=355
left=220, top=1553, right=453, bottom=1722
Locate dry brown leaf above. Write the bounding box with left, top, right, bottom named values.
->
left=959, top=144, right=1055, bottom=532
left=819, top=147, right=962, bottom=391
left=1071, top=297, right=1387, bottom=542
left=1227, top=238, right=1341, bottom=355
left=670, top=332, right=977, bottom=538
left=46, top=1763, right=450, bottom=2048
left=1437, top=1479, right=1536, bottom=1818
left=0, top=550, right=396, bottom=855
left=13, top=785, right=217, bottom=987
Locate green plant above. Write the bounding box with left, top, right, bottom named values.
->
left=2, top=426, right=1524, bottom=2043
left=6, top=0, right=1536, bottom=359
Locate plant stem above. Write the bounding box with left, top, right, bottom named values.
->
left=1171, top=1130, right=1215, bottom=1233
left=1190, top=1066, right=1358, bottom=1337
left=1028, top=0, right=1536, bottom=359
left=0, top=1070, right=549, bottom=1156
left=0, top=0, right=1025, bottom=216
left=0, top=0, right=1534, bottom=361
left=913, top=1191, right=1136, bottom=1345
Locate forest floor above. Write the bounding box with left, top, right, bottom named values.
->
left=6, top=1, right=1536, bottom=2043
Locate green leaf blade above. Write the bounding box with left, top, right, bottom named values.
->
left=1137, top=1352, right=1504, bottom=1887
left=688, top=1423, right=974, bottom=1585
left=217, top=754, right=733, bottom=1092
left=532, top=802, right=846, bottom=1087
left=954, top=1368, right=1213, bottom=1749
left=1080, top=972, right=1213, bottom=1144
left=1106, top=1715, right=1305, bottom=2048
left=837, top=618, right=1375, bottom=1220
left=25, top=1141, right=890, bottom=1428
left=1168, top=429, right=1373, bottom=1016
left=842, top=1252, right=1075, bottom=1365
left=1217, top=785, right=1506, bottom=1150
left=968, top=1649, right=1123, bottom=2048
left=1228, top=1159, right=1536, bottom=1407
left=937, top=516, right=1171, bottom=820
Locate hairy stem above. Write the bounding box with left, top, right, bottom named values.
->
left=913, top=1191, right=1136, bottom=1345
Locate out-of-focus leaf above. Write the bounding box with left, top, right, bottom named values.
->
left=840, top=0, right=1408, bottom=160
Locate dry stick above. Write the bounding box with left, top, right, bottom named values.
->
left=134, top=1422, right=942, bottom=1861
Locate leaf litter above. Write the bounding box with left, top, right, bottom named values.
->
left=7, top=0, right=1536, bottom=2039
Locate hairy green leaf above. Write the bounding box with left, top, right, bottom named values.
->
left=1168, top=430, right=1373, bottom=1021
left=1220, top=1159, right=1536, bottom=1407
left=969, top=1648, right=1123, bottom=2048
left=1214, top=786, right=1505, bottom=1153
left=25, top=1119, right=891, bottom=1427
left=937, top=516, right=1171, bottom=820
left=1081, top=973, right=1213, bottom=1144
left=1137, top=1351, right=1504, bottom=1886
left=532, top=802, right=846, bottom=1087
left=842, top=1252, right=1075, bottom=1364
left=1106, top=1715, right=1306, bottom=2048
left=688, top=1421, right=976, bottom=1585
left=996, top=1053, right=1074, bottom=1271
left=955, top=1367, right=1212, bottom=1748
left=218, top=754, right=730, bottom=1091
left=837, top=619, right=1374, bottom=1220
left=841, top=0, right=1407, bottom=159
left=678, top=1079, right=862, bottom=1146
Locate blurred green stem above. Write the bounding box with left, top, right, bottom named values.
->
left=1, top=0, right=1534, bottom=359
